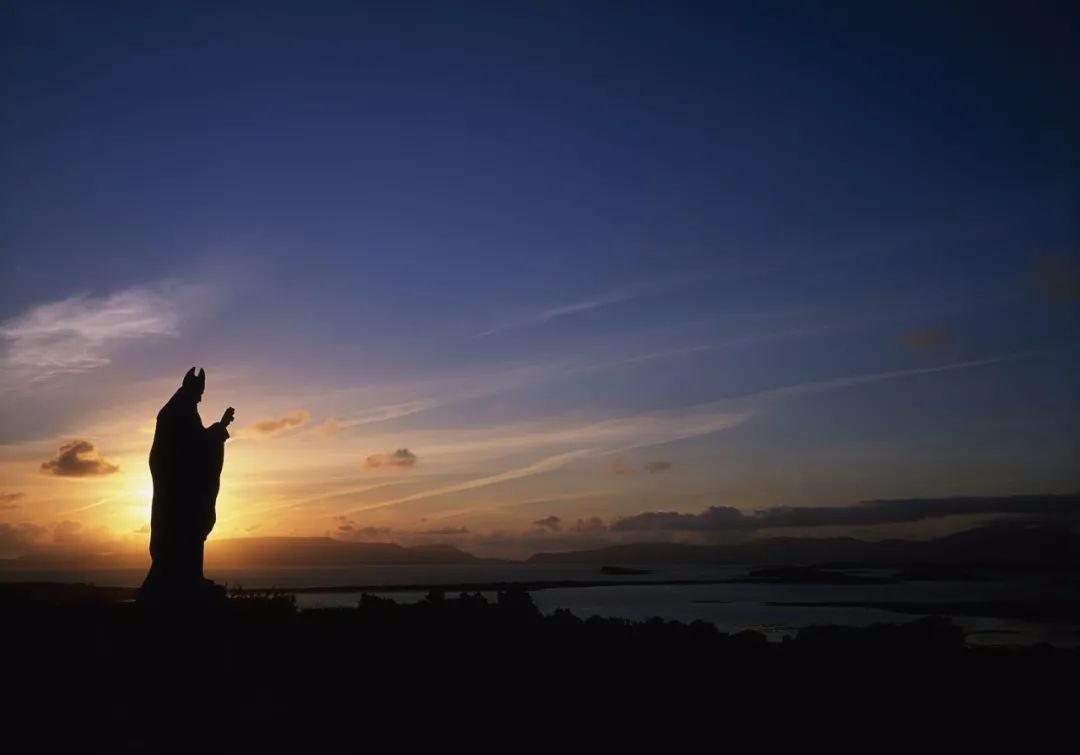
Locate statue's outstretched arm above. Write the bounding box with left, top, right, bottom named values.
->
left=205, top=406, right=235, bottom=442
left=200, top=406, right=235, bottom=538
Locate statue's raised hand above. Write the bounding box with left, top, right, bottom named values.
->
left=221, top=407, right=235, bottom=427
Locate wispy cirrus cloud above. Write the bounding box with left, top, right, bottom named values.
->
left=743, top=352, right=1029, bottom=407
left=335, top=351, right=1028, bottom=517
left=323, top=324, right=825, bottom=434
left=344, top=449, right=596, bottom=515
left=322, top=366, right=565, bottom=432
left=413, top=407, right=751, bottom=460
left=478, top=290, right=640, bottom=338
left=476, top=274, right=704, bottom=337
left=248, top=346, right=1032, bottom=527
left=323, top=301, right=1017, bottom=440
left=0, top=282, right=206, bottom=383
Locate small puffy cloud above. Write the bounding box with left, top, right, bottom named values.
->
left=903, top=325, right=953, bottom=353
left=317, top=418, right=339, bottom=438
left=336, top=520, right=393, bottom=540
left=41, top=440, right=119, bottom=477
left=364, top=448, right=418, bottom=469
left=469, top=526, right=613, bottom=559
left=53, top=520, right=84, bottom=542
left=251, top=410, right=310, bottom=436
left=612, top=458, right=672, bottom=475
left=419, top=526, right=469, bottom=535
left=0, top=522, right=48, bottom=555
left=1031, top=254, right=1080, bottom=301
left=571, top=516, right=607, bottom=534
left=358, top=526, right=393, bottom=537
left=0, top=492, right=24, bottom=510
left=1, top=521, right=46, bottom=543
left=613, top=506, right=748, bottom=532
left=0, top=520, right=119, bottom=558
left=533, top=515, right=562, bottom=532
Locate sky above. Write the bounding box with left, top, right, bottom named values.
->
left=1, top=1, right=1078, bottom=560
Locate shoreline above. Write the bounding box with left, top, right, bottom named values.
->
left=7, top=579, right=1080, bottom=628
left=234, top=577, right=730, bottom=594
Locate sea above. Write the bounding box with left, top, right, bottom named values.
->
left=3, top=563, right=1077, bottom=647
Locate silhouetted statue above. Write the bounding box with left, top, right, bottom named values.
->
left=139, top=367, right=235, bottom=600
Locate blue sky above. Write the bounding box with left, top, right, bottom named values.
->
left=1, top=2, right=1077, bottom=557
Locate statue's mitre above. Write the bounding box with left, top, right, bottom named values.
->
left=182, top=366, right=206, bottom=393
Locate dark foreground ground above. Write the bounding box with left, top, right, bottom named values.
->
left=8, top=583, right=1077, bottom=753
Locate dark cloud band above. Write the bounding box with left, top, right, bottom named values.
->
left=612, top=494, right=1080, bottom=532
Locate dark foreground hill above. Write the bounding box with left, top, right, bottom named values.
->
left=8, top=585, right=1077, bottom=752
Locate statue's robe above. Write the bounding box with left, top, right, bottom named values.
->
left=141, top=388, right=229, bottom=596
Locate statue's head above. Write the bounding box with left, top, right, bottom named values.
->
left=181, top=367, right=205, bottom=403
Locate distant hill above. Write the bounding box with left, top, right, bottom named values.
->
left=204, top=536, right=503, bottom=567
left=1, top=537, right=502, bottom=570
left=527, top=522, right=1080, bottom=568
left=3, top=521, right=1076, bottom=571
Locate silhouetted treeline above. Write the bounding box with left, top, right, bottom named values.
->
left=9, top=588, right=1076, bottom=753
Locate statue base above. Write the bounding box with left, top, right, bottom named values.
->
left=137, top=577, right=227, bottom=603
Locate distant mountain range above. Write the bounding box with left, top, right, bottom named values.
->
left=205, top=537, right=502, bottom=567
left=2, top=521, right=1076, bottom=571
left=1, top=537, right=499, bottom=570
left=528, top=522, right=1080, bottom=568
